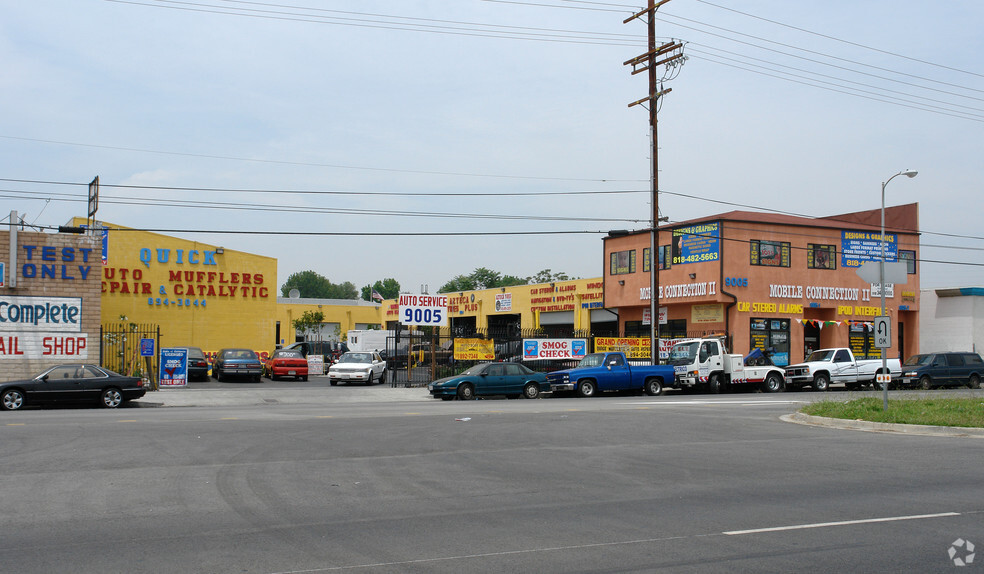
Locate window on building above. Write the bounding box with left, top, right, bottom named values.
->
left=750, top=240, right=790, bottom=267
left=642, top=246, right=672, bottom=272
left=899, top=250, right=916, bottom=274
left=849, top=322, right=881, bottom=360
left=750, top=318, right=790, bottom=366
left=659, top=319, right=687, bottom=339
left=807, top=244, right=836, bottom=270
left=610, top=250, right=636, bottom=275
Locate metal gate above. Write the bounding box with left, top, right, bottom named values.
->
left=100, top=322, right=160, bottom=388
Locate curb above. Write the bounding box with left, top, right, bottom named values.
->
left=781, top=412, right=984, bottom=438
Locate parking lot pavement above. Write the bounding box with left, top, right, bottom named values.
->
left=138, top=379, right=433, bottom=407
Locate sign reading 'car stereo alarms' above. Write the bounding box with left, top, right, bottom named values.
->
left=398, top=294, right=448, bottom=326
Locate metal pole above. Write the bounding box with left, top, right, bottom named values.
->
left=880, top=179, right=888, bottom=411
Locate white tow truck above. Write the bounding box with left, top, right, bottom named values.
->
left=669, top=337, right=786, bottom=393
left=783, top=347, right=902, bottom=391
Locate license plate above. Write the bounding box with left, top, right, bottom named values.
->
left=288, top=370, right=296, bottom=375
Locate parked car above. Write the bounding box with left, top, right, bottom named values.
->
left=213, top=348, right=263, bottom=382
left=1, top=364, right=147, bottom=411
left=263, top=349, right=309, bottom=381
left=327, top=351, right=387, bottom=385
left=899, top=352, right=984, bottom=389
left=186, top=347, right=210, bottom=381
left=409, top=342, right=453, bottom=365
left=429, top=362, right=550, bottom=400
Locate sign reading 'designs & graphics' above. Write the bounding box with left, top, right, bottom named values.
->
left=398, top=294, right=448, bottom=326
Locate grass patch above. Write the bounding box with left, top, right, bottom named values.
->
left=802, top=397, right=984, bottom=428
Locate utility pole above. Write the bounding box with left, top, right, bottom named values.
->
left=624, top=0, right=685, bottom=365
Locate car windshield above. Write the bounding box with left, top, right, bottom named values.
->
left=806, top=350, right=836, bottom=362
left=275, top=350, right=303, bottom=359
left=188, top=348, right=205, bottom=359
left=576, top=354, right=606, bottom=368
left=460, top=364, right=491, bottom=376
left=338, top=353, right=372, bottom=363
left=669, top=342, right=700, bottom=362
left=903, top=354, right=932, bottom=366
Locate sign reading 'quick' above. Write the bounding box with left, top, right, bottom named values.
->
left=0, top=296, right=83, bottom=332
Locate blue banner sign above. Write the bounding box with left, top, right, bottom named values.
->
left=841, top=230, right=897, bottom=268
left=672, top=222, right=720, bottom=265
left=159, top=347, right=189, bottom=387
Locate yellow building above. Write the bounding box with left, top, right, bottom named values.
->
left=82, top=219, right=278, bottom=360
left=274, top=298, right=383, bottom=348
left=380, top=278, right=609, bottom=336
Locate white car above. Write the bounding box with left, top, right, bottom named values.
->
left=327, top=351, right=387, bottom=385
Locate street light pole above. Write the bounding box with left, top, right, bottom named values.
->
left=880, top=169, right=917, bottom=410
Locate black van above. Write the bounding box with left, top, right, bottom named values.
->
left=900, top=352, right=984, bottom=389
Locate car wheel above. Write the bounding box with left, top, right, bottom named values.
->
left=762, top=373, right=783, bottom=393
left=330, top=380, right=337, bottom=386
left=969, top=374, right=981, bottom=389
left=378, top=370, right=387, bottom=385
left=101, top=388, right=123, bottom=409
left=270, top=373, right=278, bottom=381
left=644, top=378, right=663, bottom=396
left=920, top=375, right=932, bottom=390
left=301, top=375, right=308, bottom=382
left=707, top=373, right=722, bottom=394
left=366, top=371, right=374, bottom=386
left=577, top=380, right=596, bottom=398
left=457, top=383, right=475, bottom=400
left=253, top=374, right=261, bottom=383
left=813, top=373, right=830, bottom=392
left=1, top=389, right=25, bottom=411
left=523, top=382, right=541, bottom=399
left=215, top=368, right=224, bottom=382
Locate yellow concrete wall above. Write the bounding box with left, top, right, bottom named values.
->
left=82, top=219, right=277, bottom=360
left=380, top=278, right=605, bottom=331
left=274, top=301, right=384, bottom=346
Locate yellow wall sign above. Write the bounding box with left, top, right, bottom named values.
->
left=454, top=338, right=495, bottom=361
left=692, top=304, right=724, bottom=323
left=594, top=337, right=650, bottom=359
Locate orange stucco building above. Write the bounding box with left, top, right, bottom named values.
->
left=602, top=204, right=920, bottom=366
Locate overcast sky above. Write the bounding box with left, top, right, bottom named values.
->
left=2, top=1, right=981, bottom=293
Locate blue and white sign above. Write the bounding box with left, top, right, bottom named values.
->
left=841, top=230, right=898, bottom=268
left=159, top=347, right=189, bottom=388
left=398, top=294, right=448, bottom=326
left=522, top=339, right=588, bottom=361
left=140, top=338, right=155, bottom=357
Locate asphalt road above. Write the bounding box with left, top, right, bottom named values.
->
left=1, top=387, right=981, bottom=573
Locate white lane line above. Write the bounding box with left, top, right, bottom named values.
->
left=723, top=512, right=960, bottom=536
left=621, top=400, right=805, bottom=405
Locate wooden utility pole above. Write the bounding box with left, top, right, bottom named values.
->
left=624, top=0, right=684, bottom=364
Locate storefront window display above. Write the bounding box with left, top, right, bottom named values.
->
left=750, top=318, right=790, bottom=366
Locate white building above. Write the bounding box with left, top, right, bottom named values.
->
left=919, top=288, right=984, bottom=354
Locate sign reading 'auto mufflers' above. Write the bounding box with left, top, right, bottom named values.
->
left=0, top=296, right=87, bottom=359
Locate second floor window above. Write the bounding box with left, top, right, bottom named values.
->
left=807, top=244, right=836, bottom=269
left=610, top=249, right=636, bottom=275
left=750, top=240, right=790, bottom=267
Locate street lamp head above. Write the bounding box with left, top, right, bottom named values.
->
left=902, top=170, right=918, bottom=178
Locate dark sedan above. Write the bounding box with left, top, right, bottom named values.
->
left=213, top=348, right=263, bottom=382
left=187, top=346, right=210, bottom=381
left=428, top=362, right=549, bottom=400
left=1, top=364, right=147, bottom=411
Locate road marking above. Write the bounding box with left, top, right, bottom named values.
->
left=316, top=416, right=333, bottom=419
left=623, top=400, right=805, bottom=406
left=6, top=423, right=26, bottom=426
left=220, top=417, right=239, bottom=420
left=117, top=420, right=138, bottom=423
left=723, top=512, right=960, bottom=535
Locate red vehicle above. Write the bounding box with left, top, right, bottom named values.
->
left=263, top=349, right=309, bottom=381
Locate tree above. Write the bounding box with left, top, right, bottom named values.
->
left=292, top=310, right=325, bottom=340
left=438, top=267, right=527, bottom=293
left=527, top=269, right=573, bottom=284
left=281, top=271, right=358, bottom=299
left=360, top=278, right=401, bottom=301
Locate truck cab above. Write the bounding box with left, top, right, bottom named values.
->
left=669, top=338, right=747, bottom=394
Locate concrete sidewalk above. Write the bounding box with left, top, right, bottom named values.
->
left=136, top=386, right=434, bottom=408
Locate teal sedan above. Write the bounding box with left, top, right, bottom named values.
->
left=428, top=362, right=549, bottom=400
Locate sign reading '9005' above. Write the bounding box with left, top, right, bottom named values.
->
left=398, top=294, right=448, bottom=326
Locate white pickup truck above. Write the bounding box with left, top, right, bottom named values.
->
left=783, top=348, right=902, bottom=391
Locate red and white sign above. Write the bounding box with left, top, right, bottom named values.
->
left=398, top=294, right=448, bottom=326
left=523, top=339, right=588, bottom=360
left=642, top=306, right=669, bottom=326
left=0, top=333, right=89, bottom=359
